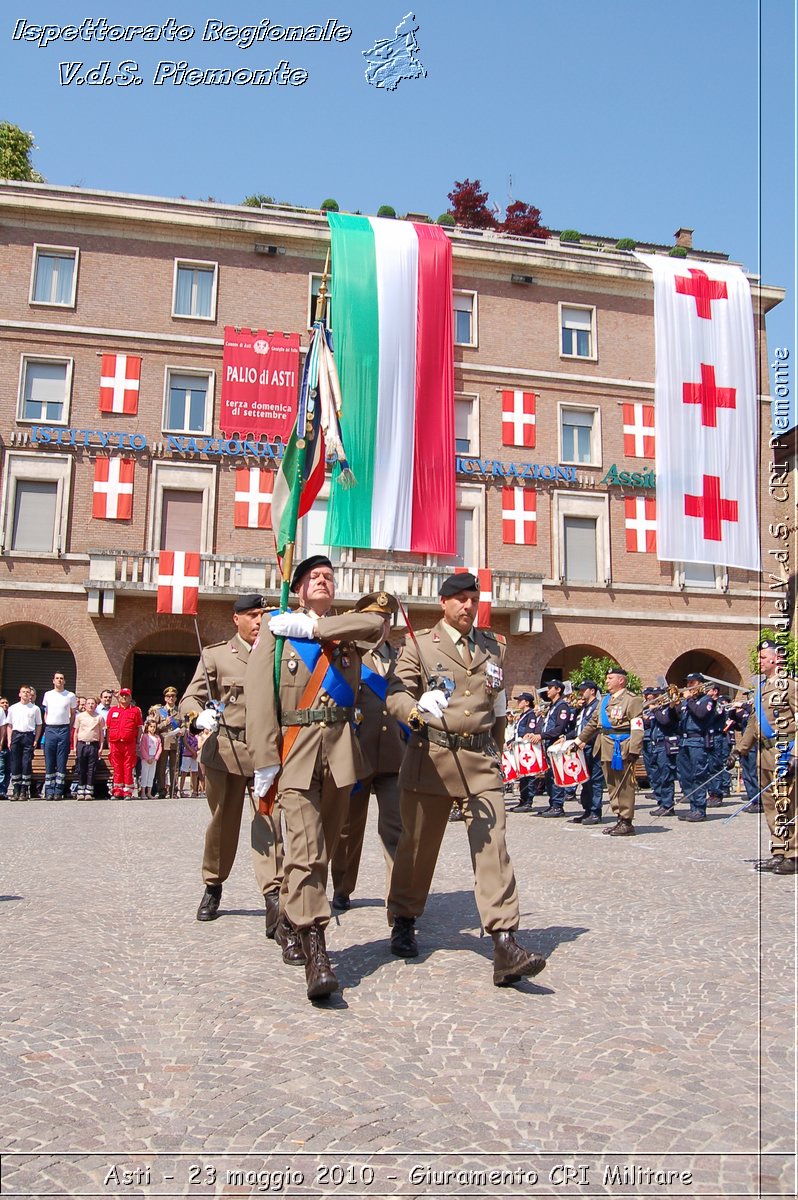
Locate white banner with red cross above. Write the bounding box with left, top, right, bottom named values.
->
left=635, top=254, right=759, bottom=570
left=157, top=550, right=201, bottom=616
left=92, top=457, right=134, bottom=520
left=99, top=354, right=141, bottom=415
left=502, top=487, right=537, bottom=545
left=234, top=466, right=274, bottom=529
left=501, top=389, right=536, bottom=447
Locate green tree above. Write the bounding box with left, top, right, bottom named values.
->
left=241, top=193, right=276, bottom=207
left=0, top=122, right=44, bottom=182
left=568, top=654, right=642, bottom=695
left=748, top=629, right=798, bottom=676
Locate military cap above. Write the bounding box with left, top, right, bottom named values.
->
left=290, top=555, right=333, bottom=593
left=545, top=678, right=565, bottom=692
left=685, top=671, right=705, bottom=684
left=439, top=571, right=479, bottom=597
left=578, top=679, right=599, bottom=692
left=354, top=590, right=399, bottom=616
left=758, top=637, right=782, bottom=651
left=233, top=593, right=265, bottom=613
left=516, top=691, right=536, bottom=702
left=606, top=665, right=629, bottom=677
left=163, top=685, right=178, bottom=696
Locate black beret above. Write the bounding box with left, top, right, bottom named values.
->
left=439, top=571, right=479, bottom=597
left=354, top=590, right=399, bottom=616
left=290, top=555, right=333, bottom=593
left=685, top=671, right=705, bottom=683
left=578, top=679, right=599, bottom=692
left=758, top=638, right=782, bottom=651
left=233, top=594, right=265, bottom=614
left=516, top=692, right=536, bottom=702
left=606, top=665, right=629, bottom=677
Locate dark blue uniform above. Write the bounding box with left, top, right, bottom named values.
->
left=540, top=699, right=576, bottom=812
left=678, top=692, right=717, bottom=814
left=648, top=698, right=680, bottom=811
left=575, top=696, right=604, bottom=818
left=515, top=706, right=543, bottom=809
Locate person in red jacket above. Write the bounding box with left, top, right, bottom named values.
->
left=106, top=688, right=143, bottom=799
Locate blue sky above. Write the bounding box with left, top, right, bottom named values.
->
left=2, top=0, right=795, bottom=424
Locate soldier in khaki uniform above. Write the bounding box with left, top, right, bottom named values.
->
left=738, top=638, right=797, bottom=875
left=245, top=556, right=384, bottom=1001
left=385, top=572, right=547, bottom=988
left=330, top=591, right=405, bottom=912
left=180, top=595, right=283, bottom=925
left=572, top=665, right=643, bottom=836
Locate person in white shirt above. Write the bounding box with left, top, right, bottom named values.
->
left=41, top=672, right=78, bottom=800
left=8, top=685, right=42, bottom=800
left=0, top=698, right=9, bottom=798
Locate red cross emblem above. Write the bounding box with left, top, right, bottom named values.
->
left=674, top=268, right=728, bottom=319
left=684, top=475, right=738, bottom=541
left=682, top=363, right=737, bottom=427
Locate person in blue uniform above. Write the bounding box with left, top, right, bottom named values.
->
left=514, top=692, right=542, bottom=813
left=677, top=672, right=716, bottom=822
left=536, top=680, right=575, bottom=818
left=570, top=679, right=604, bottom=825
left=647, top=687, right=681, bottom=816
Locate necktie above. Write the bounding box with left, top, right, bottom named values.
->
left=460, top=636, right=472, bottom=666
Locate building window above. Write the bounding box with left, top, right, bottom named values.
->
left=308, top=273, right=333, bottom=328
left=453, top=291, right=477, bottom=347
left=431, top=484, right=484, bottom=569
left=299, top=490, right=342, bottom=565
left=148, top=463, right=216, bottom=554
left=163, top=370, right=213, bottom=435
left=560, top=304, right=596, bottom=359
left=30, top=245, right=79, bottom=307
left=559, top=404, right=601, bottom=466
left=1, top=453, right=72, bottom=555
left=454, top=393, right=480, bottom=455
left=172, top=260, right=218, bottom=320
left=18, top=357, right=73, bottom=425
left=552, top=491, right=610, bottom=584
left=676, top=561, right=728, bottom=591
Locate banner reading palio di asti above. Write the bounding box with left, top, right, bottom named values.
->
left=219, top=328, right=300, bottom=440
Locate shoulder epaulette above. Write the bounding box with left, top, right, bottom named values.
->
left=416, top=628, right=432, bottom=636
left=480, top=629, right=505, bottom=645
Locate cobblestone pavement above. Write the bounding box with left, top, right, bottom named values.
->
left=1, top=790, right=795, bottom=1199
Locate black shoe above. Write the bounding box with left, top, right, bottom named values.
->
left=491, top=931, right=546, bottom=987
left=650, top=805, right=676, bottom=817
left=448, top=804, right=465, bottom=822
left=390, top=916, right=419, bottom=958
left=569, top=815, right=585, bottom=824
left=773, top=858, right=798, bottom=875
left=582, top=814, right=602, bottom=826
left=331, top=892, right=351, bottom=912
left=706, top=795, right=723, bottom=808
left=754, top=856, right=783, bottom=872
left=263, top=890, right=280, bottom=939
left=539, top=808, right=566, bottom=818
left=196, top=886, right=222, bottom=921
left=678, top=810, right=706, bottom=822
left=274, top=914, right=306, bottom=965
left=746, top=800, right=764, bottom=813
left=299, top=923, right=340, bottom=1000
left=515, top=801, right=535, bottom=813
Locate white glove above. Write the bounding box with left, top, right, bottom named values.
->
left=561, top=739, right=578, bottom=752
left=253, top=765, right=280, bottom=798
left=268, top=612, right=318, bottom=640
left=194, top=710, right=218, bottom=733
left=417, top=689, right=449, bottom=719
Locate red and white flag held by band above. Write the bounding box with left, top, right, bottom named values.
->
left=635, top=254, right=759, bottom=570
left=502, top=487, right=537, bottom=545
left=99, top=354, right=141, bottom=415
left=157, top=551, right=201, bottom=616
left=234, top=467, right=274, bottom=529
left=623, top=403, right=655, bottom=458
left=624, top=496, right=657, bottom=553
left=92, top=457, right=134, bottom=520
left=501, top=390, right=536, bottom=447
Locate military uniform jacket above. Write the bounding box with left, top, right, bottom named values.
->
left=738, top=677, right=797, bottom=767
left=577, top=688, right=644, bottom=763
left=245, top=610, right=384, bottom=792
left=180, top=637, right=253, bottom=777
left=387, top=620, right=506, bottom=798
left=357, top=644, right=406, bottom=778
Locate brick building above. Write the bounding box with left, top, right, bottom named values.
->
left=0, top=182, right=785, bottom=709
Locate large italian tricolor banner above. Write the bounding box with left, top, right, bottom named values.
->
left=635, top=253, right=760, bottom=571
left=325, top=213, right=456, bottom=554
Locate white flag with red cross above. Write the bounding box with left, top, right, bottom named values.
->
left=92, top=457, right=134, bottom=520
left=501, top=390, right=536, bottom=447
left=99, top=354, right=141, bottom=415
left=502, top=487, right=537, bottom=545
left=454, top=566, right=492, bottom=627
left=234, top=466, right=274, bottom=529
left=157, top=550, right=201, bottom=615
left=624, top=496, right=657, bottom=553
left=623, top=403, right=655, bottom=458
left=635, top=254, right=759, bottom=571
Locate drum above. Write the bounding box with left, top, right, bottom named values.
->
left=515, top=740, right=548, bottom=778
left=501, top=747, right=519, bottom=782
left=548, top=742, right=589, bottom=788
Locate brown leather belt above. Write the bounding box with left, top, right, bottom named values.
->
left=282, top=707, right=354, bottom=727
left=423, top=727, right=492, bottom=752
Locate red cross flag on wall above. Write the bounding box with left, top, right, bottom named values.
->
left=622, top=403, right=655, bottom=458
left=501, top=390, right=536, bottom=448
left=99, top=354, right=141, bottom=415
left=234, top=467, right=274, bottom=529
left=624, top=496, right=657, bottom=553
left=92, top=458, right=134, bottom=520
left=157, top=551, right=201, bottom=616
left=634, top=253, right=759, bottom=571
left=455, top=567, right=492, bottom=627
left=502, top=488, right=537, bottom=545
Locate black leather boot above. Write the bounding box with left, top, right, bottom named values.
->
left=263, top=890, right=280, bottom=939
left=390, top=916, right=418, bottom=958
left=491, top=931, right=546, bottom=987
left=274, top=913, right=306, bottom=965
left=299, top=922, right=340, bottom=999
left=196, top=885, right=222, bottom=921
